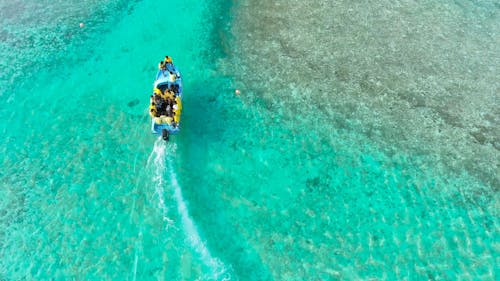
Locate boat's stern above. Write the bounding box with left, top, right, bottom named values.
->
left=151, top=119, right=180, bottom=141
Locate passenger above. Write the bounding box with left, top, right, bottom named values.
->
left=154, top=88, right=162, bottom=96
left=172, top=84, right=180, bottom=94
left=165, top=103, right=171, bottom=116
left=164, top=89, right=174, bottom=101
left=160, top=115, right=173, bottom=125
left=168, top=84, right=179, bottom=95
left=164, top=56, right=177, bottom=73
left=158, top=61, right=166, bottom=70
left=175, top=95, right=182, bottom=110
left=158, top=89, right=166, bottom=100
left=157, top=99, right=167, bottom=116
left=173, top=103, right=181, bottom=123
left=169, top=71, right=176, bottom=82
left=160, top=89, right=171, bottom=101
left=153, top=94, right=163, bottom=107
left=149, top=107, right=157, bottom=118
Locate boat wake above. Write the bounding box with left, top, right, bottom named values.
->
left=148, top=138, right=231, bottom=280
left=147, top=139, right=176, bottom=230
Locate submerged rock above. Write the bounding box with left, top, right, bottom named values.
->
left=127, top=99, right=140, bottom=107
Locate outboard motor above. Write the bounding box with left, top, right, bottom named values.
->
left=162, top=129, right=169, bottom=141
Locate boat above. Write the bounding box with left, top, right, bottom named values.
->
left=149, top=56, right=183, bottom=141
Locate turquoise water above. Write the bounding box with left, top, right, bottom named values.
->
left=1, top=0, right=498, bottom=280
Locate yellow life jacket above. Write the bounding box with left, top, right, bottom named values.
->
left=165, top=90, right=174, bottom=101
left=163, top=116, right=173, bottom=124
left=154, top=88, right=162, bottom=96
left=173, top=107, right=181, bottom=123
left=175, top=96, right=182, bottom=110
left=149, top=107, right=157, bottom=118
left=164, top=56, right=173, bottom=64
left=158, top=91, right=166, bottom=100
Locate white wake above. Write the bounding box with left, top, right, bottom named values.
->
left=148, top=139, right=231, bottom=280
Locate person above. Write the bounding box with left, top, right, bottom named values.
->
left=164, top=56, right=178, bottom=74
left=157, top=115, right=173, bottom=125
left=164, top=89, right=174, bottom=101
left=154, top=116, right=162, bottom=124
left=169, top=71, right=176, bottom=83
left=175, top=95, right=182, bottom=111
left=160, top=89, right=170, bottom=101
left=158, top=89, right=166, bottom=100
left=153, top=95, right=164, bottom=114
left=158, top=61, right=166, bottom=70
left=149, top=103, right=158, bottom=118
left=173, top=103, right=181, bottom=123
left=153, top=94, right=161, bottom=104
left=172, top=83, right=180, bottom=94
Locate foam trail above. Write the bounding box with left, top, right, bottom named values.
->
left=167, top=158, right=231, bottom=280
left=147, top=138, right=175, bottom=229
left=148, top=138, right=230, bottom=280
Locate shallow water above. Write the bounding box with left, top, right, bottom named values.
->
left=1, top=0, right=499, bottom=280
left=218, top=1, right=499, bottom=279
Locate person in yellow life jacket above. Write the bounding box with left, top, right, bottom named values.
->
left=164, top=89, right=174, bottom=101
left=158, top=61, right=166, bottom=70
left=160, top=115, right=173, bottom=125
left=173, top=103, right=181, bottom=123
left=158, top=89, right=166, bottom=100
left=149, top=105, right=157, bottom=118
left=164, top=56, right=173, bottom=64
left=156, top=88, right=167, bottom=100
left=153, top=88, right=162, bottom=97
left=175, top=96, right=182, bottom=111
